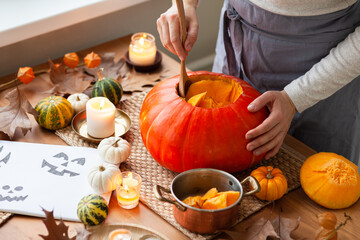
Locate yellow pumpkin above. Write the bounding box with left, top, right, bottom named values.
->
left=300, top=152, right=360, bottom=209
left=250, top=166, right=288, bottom=201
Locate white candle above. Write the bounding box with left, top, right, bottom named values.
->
left=129, top=33, right=157, bottom=66
left=86, top=97, right=115, bottom=138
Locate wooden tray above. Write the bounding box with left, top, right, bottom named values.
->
left=88, top=223, right=170, bottom=240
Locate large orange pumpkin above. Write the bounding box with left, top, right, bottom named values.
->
left=139, top=71, right=268, bottom=173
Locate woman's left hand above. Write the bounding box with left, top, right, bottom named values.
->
left=245, top=90, right=296, bottom=160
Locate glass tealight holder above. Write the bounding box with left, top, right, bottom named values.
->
left=115, top=172, right=142, bottom=209
left=129, top=33, right=157, bottom=66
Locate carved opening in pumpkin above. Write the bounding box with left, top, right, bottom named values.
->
left=323, top=159, right=358, bottom=185
left=184, top=76, right=243, bottom=108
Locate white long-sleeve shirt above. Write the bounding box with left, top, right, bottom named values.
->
left=249, top=0, right=360, bottom=112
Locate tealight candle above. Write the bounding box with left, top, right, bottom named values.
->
left=129, top=33, right=157, bottom=66
left=115, top=172, right=142, bottom=209
left=86, top=97, right=116, bottom=138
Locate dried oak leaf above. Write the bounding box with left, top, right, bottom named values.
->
left=39, top=208, right=76, bottom=240
left=0, top=87, right=37, bottom=139
left=271, top=216, right=301, bottom=240
left=85, top=52, right=125, bottom=81
left=75, top=227, right=91, bottom=240
left=224, top=218, right=279, bottom=240
left=119, top=67, right=166, bottom=93
left=48, top=59, right=92, bottom=95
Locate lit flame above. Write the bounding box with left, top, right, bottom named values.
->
left=128, top=172, right=133, bottom=178
left=99, top=99, right=105, bottom=110
left=139, top=36, right=145, bottom=46
left=124, top=185, right=129, bottom=192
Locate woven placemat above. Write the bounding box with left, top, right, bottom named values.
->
left=55, top=91, right=306, bottom=240
left=0, top=212, right=13, bottom=227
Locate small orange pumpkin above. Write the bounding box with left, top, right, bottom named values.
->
left=84, top=52, right=101, bottom=68
left=300, top=152, right=360, bottom=209
left=63, top=52, right=79, bottom=68
left=17, top=67, right=35, bottom=84
left=250, top=166, right=288, bottom=201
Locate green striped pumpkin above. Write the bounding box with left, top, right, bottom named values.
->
left=91, top=75, right=123, bottom=105
left=35, top=96, right=74, bottom=130
left=77, top=194, right=108, bottom=226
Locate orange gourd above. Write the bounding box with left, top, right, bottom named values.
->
left=17, top=67, right=35, bottom=84
left=139, top=71, right=268, bottom=173
left=63, top=52, right=79, bottom=68
left=250, top=166, right=288, bottom=201
left=84, top=52, right=101, bottom=68
left=300, top=152, right=360, bottom=209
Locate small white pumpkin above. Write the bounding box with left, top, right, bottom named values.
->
left=98, top=137, right=131, bottom=165
left=88, top=162, right=120, bottom=194
left=67, top=93, right=90, bottom=113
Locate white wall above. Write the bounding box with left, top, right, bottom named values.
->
left=0, top=0, right=223, bottom=77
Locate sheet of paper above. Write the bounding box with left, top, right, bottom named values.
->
left=0, top=140, right=111, bottom=222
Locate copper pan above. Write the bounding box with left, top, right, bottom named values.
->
left=154, top=168, right=260, bottom=234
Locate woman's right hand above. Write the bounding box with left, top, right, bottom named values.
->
left=156, top=0, right=199, bottom=60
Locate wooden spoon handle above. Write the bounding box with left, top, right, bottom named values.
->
left=175, top=0, right=187, bottom=46
left=179, top=59, right=187, bottom=97
left=176, top=0, right=189, bottom=98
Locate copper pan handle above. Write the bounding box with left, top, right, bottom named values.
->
left=241, top=176, right=261, bottom=196
left=154, top=185, right=187, bottom=211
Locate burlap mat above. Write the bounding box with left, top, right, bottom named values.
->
left=55, top=91, right=306, bottom=240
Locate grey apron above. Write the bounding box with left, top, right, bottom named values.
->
left=215, top=0, right=360, bottom=165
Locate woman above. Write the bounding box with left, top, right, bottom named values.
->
left=156, top=0, right=360, bottom=166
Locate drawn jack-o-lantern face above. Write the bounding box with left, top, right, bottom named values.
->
left=0, top=185, right=28, bottom=202
left=41, top=152, right=86, bottom=177
left=0, top=146, right=11, bottom=168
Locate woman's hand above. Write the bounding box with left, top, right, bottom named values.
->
left=156, top=0, right=199, bottom=60
left=246, top=90, right=296, bottom=160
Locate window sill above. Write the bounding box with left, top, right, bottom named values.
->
left=0, top=0, right=148, bottom=48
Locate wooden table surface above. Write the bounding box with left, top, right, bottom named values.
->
left=0, top=35, right=359, bottom=240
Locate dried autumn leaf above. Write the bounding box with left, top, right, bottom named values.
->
left=271, top=216, right=300, bottom=240
left=0, top=87, right=37, bottom=139
left=85, top=52, right=125, bottom=81
left=119, top=67, right=165, bottom=92
left=224, top=218, right=279, bottom=240
left=48, top=58, right=92, bottom=95
left=17, top=67, right=35, bottom=84
left=39, top=208, right=76, bottom=240
left=75, top=227, right=91, bottom=240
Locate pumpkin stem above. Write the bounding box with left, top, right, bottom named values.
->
left=97, top=68, right=104, bottom=81
left=266, top=169, right=274, bottom=179
left=76, top=95, right=80, bottom=101
left=112, top=138, right=121, bottom=147
left=99, top=166, right=106, bottom=172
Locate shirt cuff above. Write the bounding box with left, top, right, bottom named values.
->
left=284, top=82, right=313, bottom=113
